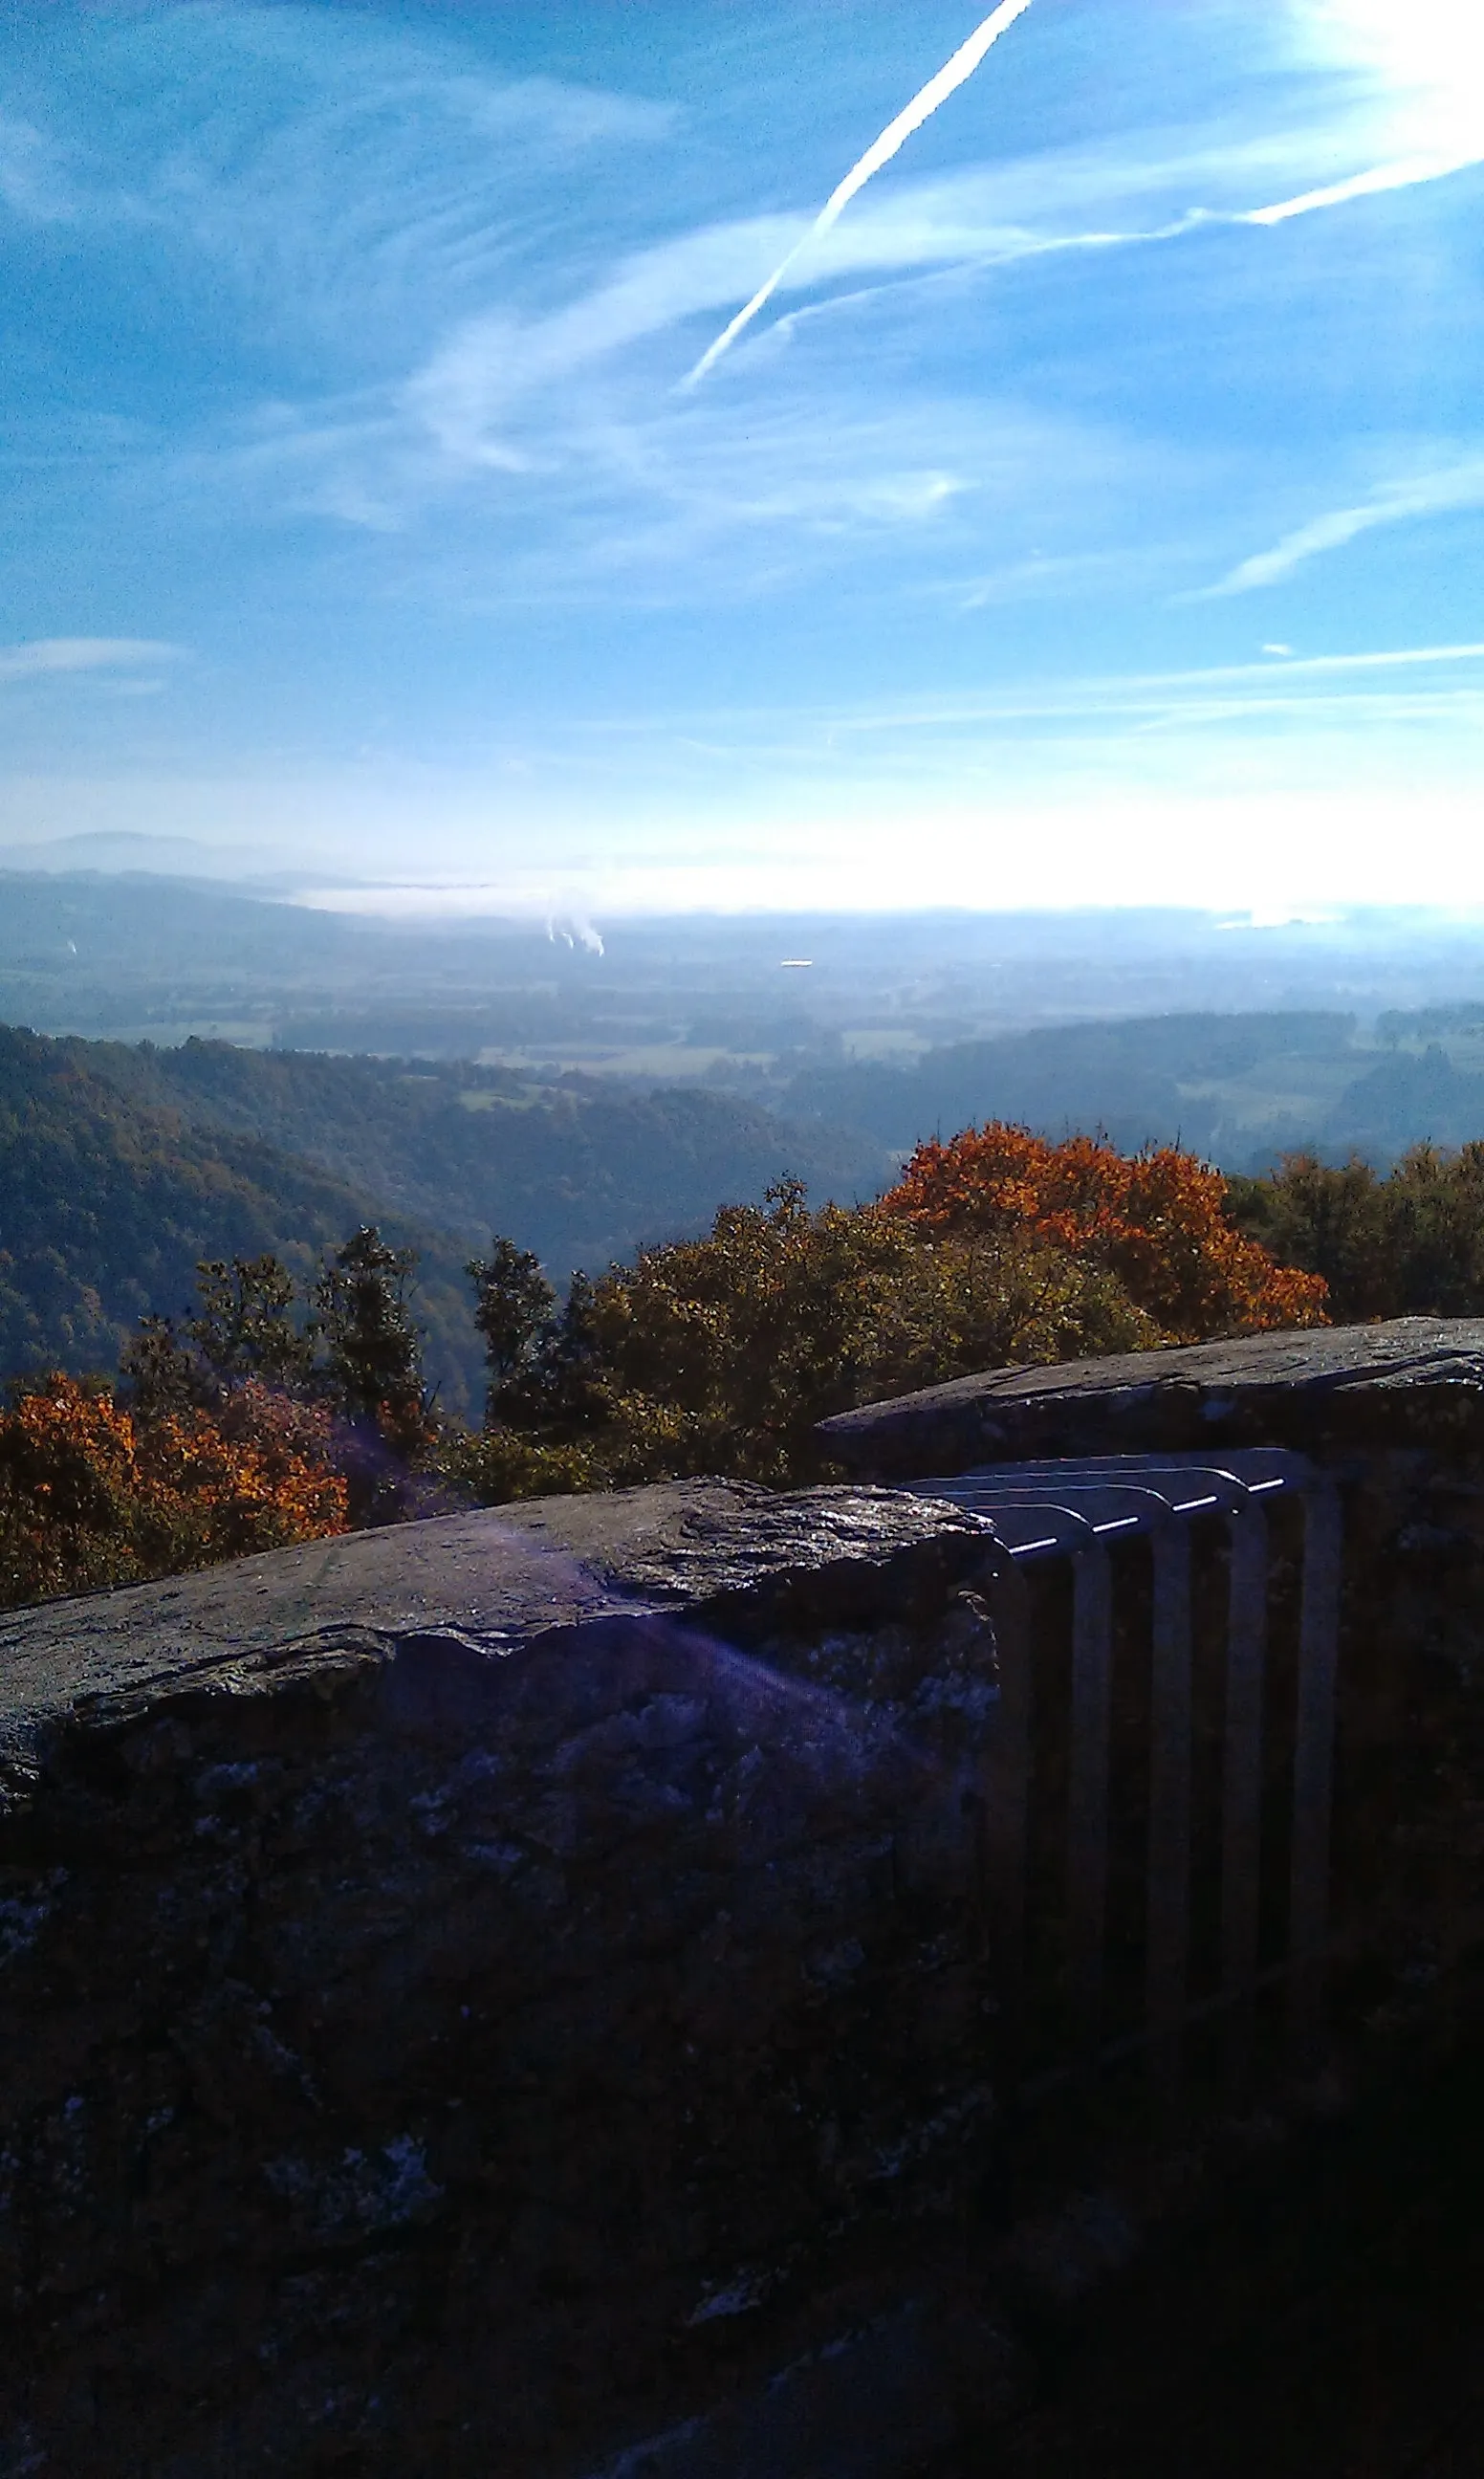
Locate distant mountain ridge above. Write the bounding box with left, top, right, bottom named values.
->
left=0, top=831, right=306, bottom=883
left=1318, top=1045, right=1484, bottom=1159
left=783, top=1013, right=1364, bottom=1168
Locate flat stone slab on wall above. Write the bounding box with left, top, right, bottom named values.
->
left=0, top=1481, right=1016, bottom=2478
left=0, top=1480, right=983, bottom=1768
left=818, top=1316, right=1484, bottom=1478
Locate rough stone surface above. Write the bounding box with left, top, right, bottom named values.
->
left=0, top=1481, right=984, bottom=1766
left=0, top=1481, right=1016, bottom=2477
left=818, top=1318, right=1484, bottom=1478
left=4, top=1454, right=1483, bottom=2475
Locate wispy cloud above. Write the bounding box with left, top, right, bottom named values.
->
left=0, top=110, right=83, bottom=223
left=1204, top=461, right=1484, bottom=594
left=390, top=115, right=1484, bottom=503
left=399, top=393, right=1123, bottom=611
left=0, top=13, right=676, bottom=361
left=0, top=638, right=183, bottom=684
left=17, top=1, right=1478, bottom=614
left=557, top=641, right=1484, bottom=755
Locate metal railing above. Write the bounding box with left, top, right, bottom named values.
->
left=904, top=1450, right=1342, bottom=2099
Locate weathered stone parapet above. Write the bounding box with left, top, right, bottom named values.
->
left=817, top=1318, right=1484, bottom=1479
left=5, top=1429, right=1484, bottom=2475
left=0, top=1483, right=1015, bottom=2477
left=822, top=1331, right=1484, bottom=2155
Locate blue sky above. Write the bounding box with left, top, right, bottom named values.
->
left=2, top=0, right=1482, bottom=914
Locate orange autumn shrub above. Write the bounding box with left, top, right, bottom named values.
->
left=0, top=1373, right=348, bottom=1611
left=883, top=1125, right=1329, bottom=1343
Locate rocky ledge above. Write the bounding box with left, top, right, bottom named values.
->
left=818, top=1316, right=1484, bottom=1478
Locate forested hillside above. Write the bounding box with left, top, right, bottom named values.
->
left=0, top=1026, right=479, bottom=1402
left=784, top=1014, right=1361, bottom=1166
left=781, top=1011, right=1484, bottom=1173
left=1314, top=1046, right=1484, bottom=1159
left=0, top=1026, right=884, bottom=1405
left=11, top=998, right=1484, bottom=1423
left=57, top=1035, right=884, bottom=1265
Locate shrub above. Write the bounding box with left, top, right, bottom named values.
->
left=433, top=1424, right=599, bottom=1507
left=0, top=1373, right=348, bottom=1611
left=1228, top=1142, right=1484, bottom=1324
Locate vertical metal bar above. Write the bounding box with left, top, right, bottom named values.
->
left=1221, top=1502, right=1268, bottom=2091
left=1146, top=1516, right=1193, bottom=2099
left=1289, top=1481, right=1342, bottom=2059
left=982, top=1557, right=1032, bottom=2089
left=1067, top=1544, right=1113, bottom=2053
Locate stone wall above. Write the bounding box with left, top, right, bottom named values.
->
left=820, top=1318, right=1484, bottom=2022
left=0, top=1484, right=1018, bottom=2477
left=818, top=1316, right=1484, bottom=1476
left=4, top=1328, right=1484, bottom=2474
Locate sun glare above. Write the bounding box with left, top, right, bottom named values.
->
left=1305, top=0, right=1484, bottom=101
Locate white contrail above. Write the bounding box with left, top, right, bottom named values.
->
left=682, top=0, right=1036, bottom=388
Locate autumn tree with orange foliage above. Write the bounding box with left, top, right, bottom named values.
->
left=0, top=1373, right=348, bottom=1611
left=882, top=1125, right=1329, bottom=1343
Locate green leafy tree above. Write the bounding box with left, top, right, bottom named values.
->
left=188, top=1254, right=314, bottom=1393
left=502, top=1179, right=1154, bottom=1488
left=467, top=1237, right=556, bottom=1405
left=313, top=1225, right=427, bottom=1448
left=118, top=1314, right=210, bottom=1422
left=1382, top=1143, right=1484, bottom=1312
left=1229, top=1144, right=1484, bottom=1323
